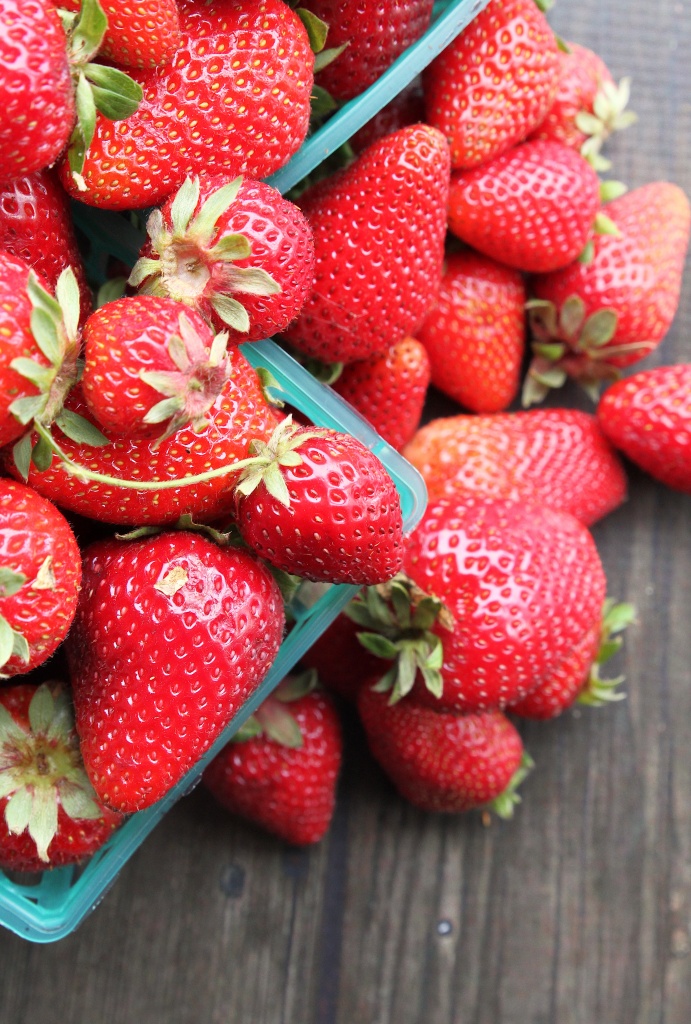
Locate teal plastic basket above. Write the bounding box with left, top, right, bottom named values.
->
left=0, top=0, right=489, bottom=942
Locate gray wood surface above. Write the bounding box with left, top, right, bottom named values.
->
left=1, top=1, right=690, bottom=1021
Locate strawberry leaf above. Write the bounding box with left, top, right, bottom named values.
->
left=83, top=64, right=144, bottom=122
left=0, top=569, right=27, bottom=599
left=54, top=410, right=109, bottom=447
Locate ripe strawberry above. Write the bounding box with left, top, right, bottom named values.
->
left=281, top=125, right=450, bottom=364
left=0, top=479, right=82, bottom=677
left=527, top=42, right=637, bottom=166
left=358, top=685, right=530, bottom=815
left=0, top=169, right=92, bottom=321
left=65, top=530, right=285, bottom=812
left=129, top=174, right=314, bottom=342
left=308, top=0, right=434, bottom=103
left=423, top=0, right=560, bottom=170
left=7, top=351, right=277, bottom=526
left=58, top=0, right=315, bottom=211
left=596, top=364, right=691, bottom=493
left=402, top=408, right=627, bottom=527
left=331, top=336, right=431, bottom=451
left=447, top=140, right=602, bottom=274
left=400, top=495, right=607, bottom=711
left=0, top=681, right=123, bottom=872
left=202, top=672, right=342, bottom=844
left=57, top=0, right=182, bottom=69
left=81, top=295, right=233, bottom=442
left=232, top=418, right=404, bottom=585
left=526, top=182, right=691, bottom=402
left=509, top=599, right=634, bottom=719
left=415, top=250, right=525, bottom=413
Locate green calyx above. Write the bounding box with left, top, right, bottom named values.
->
left=578, top=77, right=638, bottom=171
left=0, top=569, right=31, bottom=675
left=128, top=176, right=281, bottom=333
left=0, top=683, right=103, bottom=862
left=346, top=574, right=455, bottom=704
left=487, top=752, right=535, bottom=821
left=61, top=0, right=143, bottom=185
left=233, top=670, right=318, bottom=747
left=234, top=415, right=328, bottom=509
left=577, top=598, right=636, bottom=707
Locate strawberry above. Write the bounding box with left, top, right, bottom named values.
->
left=281, top=125, right=451, bottom=364
left=58, top=0, right=315, bottom=211
left=330, top=336, right=431, bottom=451
left=0, top=169, right=92, bottom=321
left=0, top=681, right=123, bottom=872
left=129, top=174, right=314, bottom=342
left=81, top=295, right=234, bottom=442
left=508, top=598, right=634, bottom=719
left=358, top=685, right=530, bottom=816
left=415, top=249, right=525, bottom=414
left=596, top=364, right=691, bottom=493
left=399, top=494, right=607, bottom=711
left=527, top=42, right=637, bottom=168
left=232, top=418, right=404, bottom=585
left=423, top=0, right=560, bottom=170
left=402, top=408, right=627, bottom=527
left=308, top=0, right=434, bottom=103
left=525, top=182, right=691, bottom=402
left=65, top=530, right=285, bottom=812
left=202, top=672, right=342, bottom=845
left=0, top=479, right=82, bottom=677
left=447, top=140, right=602, bottom=274
left=300, top=607, right=383, bottom=702
left=57, top=0, right=181, bottom=69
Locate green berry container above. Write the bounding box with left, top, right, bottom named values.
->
left=0, top=0, right=488, bottom=942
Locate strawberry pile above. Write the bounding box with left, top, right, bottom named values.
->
left=0, top=0, right=688, bottom=876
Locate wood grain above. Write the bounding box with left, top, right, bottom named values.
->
left=0, top=0, right=690, bottom=1021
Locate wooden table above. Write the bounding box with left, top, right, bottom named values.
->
left=1, top=1, right=690, bottom=1020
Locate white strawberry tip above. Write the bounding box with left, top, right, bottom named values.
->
left=129, top=176, right=281, bottom=334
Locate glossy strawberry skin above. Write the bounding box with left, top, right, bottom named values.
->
left=0, top=170, right=92, bottom=322
left=508, top=622, right=601, bottom=719
left=448, top=140, right=601, bottom=274
left=234, top=428, right=404, bottom=585
left=309, top=0, right=434, bottom=102
left=203, top=688, right=342, bottom=845
left=0, top=0, right=74, bottom=185
left=416, top=250, right=525, bottom=413
left=402, top=495, right=607, bottom=712
left=58, top=0, right=314, bottom=211
left=423, top=0, right=560, bottom=170
left=358, top=686, right=524, bottom=813
left=331, top=336, right=431, bottom=451
left=597, top=365, right=691, bottom=493
left=7, top=355, right=277, bottom=526
left=57, top=0, right=181, bottom=69
left=0, top=479, right=82, bottom=677
left=65, top=531, right=285, bottom=813
left=403, top=408, right=627, bottom=527
left=528, top=42, right=615, bottom=151
left=282, top=125, right=450, bottom=364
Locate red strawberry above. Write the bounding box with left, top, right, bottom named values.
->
left=447, top=140, right=602, bottom=274
left=0, top=169, right=92, bottom=321
left=281, top=124, right=450, bottom=364
left=596, top=364, right=691, bottom=493
left=58, top=0, right=315, bottom=211
left=65, top=530, right=285, bottom=812
left=402, top=408, right=627, bottom=527
left=129, top=174, right=314, bottom=342
left=308, top=0, right=434, bottom=103
left=331, top=336, right=431, bottom=451
left=527, top=42, right=637, bottom=165
left=400, top=495, right=607, bottom=711
left=0, top=479, right=82, bottom=677
left=81, top=295, right=234, bottom=442
left=358, top=685, right=530, bottom=816
left=232, top=418, right=404, bottom=585
left=509, top=598, right=634, bottom=719
left=0, top=681, right=123, bottom=872
left=526, top=182, right=691, bottom=402
left=202, top=672, right=342, bottom=844
left=415, top=250, right=525, bottom=413
left=57, top=0, right=181, bottom=69
left=423, top=0, right=560, bottom=170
